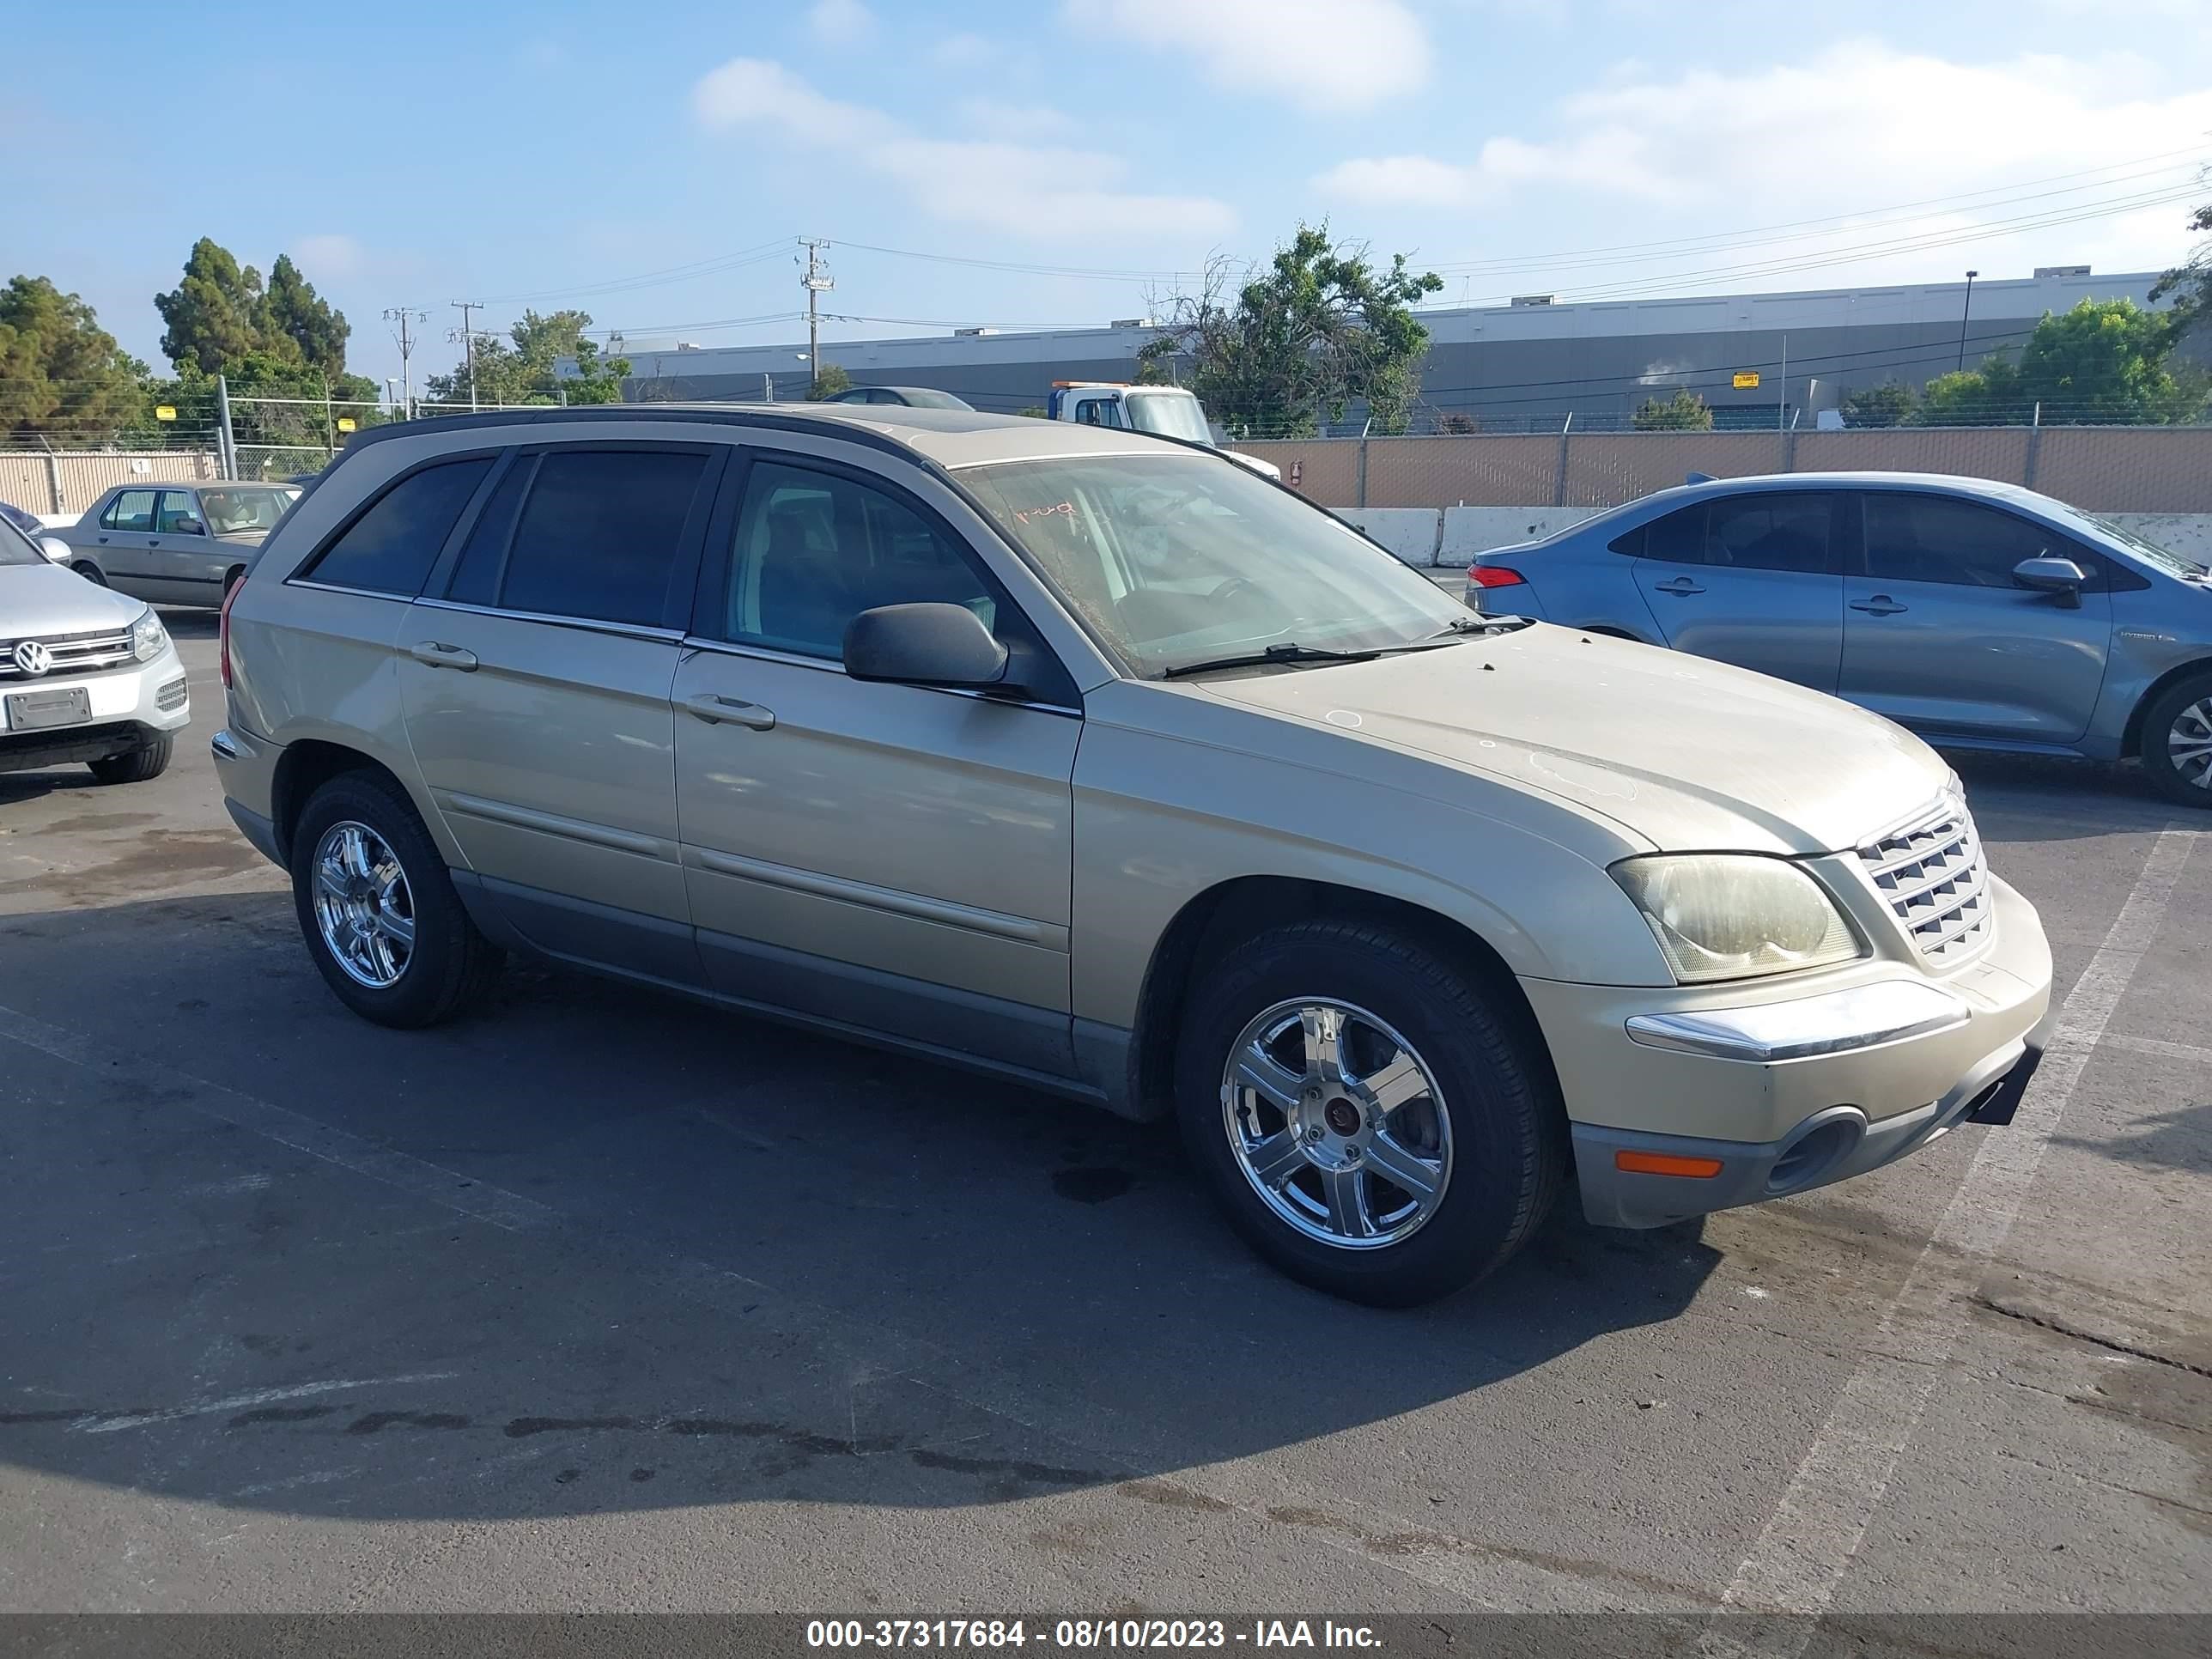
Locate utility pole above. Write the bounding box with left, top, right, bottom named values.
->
left=799, top=238, right=833, bottom=398
left=385, top=307, right=427, bottom=417
left=1957, top=270, right=1979, bottom=372
left=449, top=300, right=486, bottom=410
left=1778, top=334, right=1788, bottom=433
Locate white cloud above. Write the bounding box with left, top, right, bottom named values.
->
left=1316, top=43, right=2212, bottom=221
left=1061, top=0, right=1429, bottom=113
left=289, top=234, right=366, bottom=280
left=929, top=32, right=997, bottom=68
left=955, top=97, right=1078, bottom=142
left=691, top=58, right=1232, bottom=240
left=805, top=0, right=875, bottom=45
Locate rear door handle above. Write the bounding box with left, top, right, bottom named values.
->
left=1653, top=577, right=1706, bottom=596
left=684, top=692, right=775, bottom=730
left=1850, top=597, right=1909, bottom=616
left=409, top=641, right=479, bottom=671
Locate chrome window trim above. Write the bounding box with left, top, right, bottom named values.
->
left=284, top=578, right=415, bottom=603
left=410, top=595, right=685, bottom=645
left=678, top=634, right=1083, bottom=718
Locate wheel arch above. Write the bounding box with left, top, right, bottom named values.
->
left=2121, top=656, right=2212, bottom=759
left=1126, top=875, right=1554, bottom=1124
left=270, top=738, right=410, bottom=865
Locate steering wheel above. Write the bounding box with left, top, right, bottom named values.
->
left=1209, top=576, right=1262, bottom=605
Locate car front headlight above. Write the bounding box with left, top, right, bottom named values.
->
left=1613, top=854, right=1863, bottom=984
left=131, top=608, right=168, bottom=663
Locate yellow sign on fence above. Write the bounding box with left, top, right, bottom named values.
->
left=1731, top=371, right=1760, bottom=390
left=336, top=417, right=356, bottom=433
left=154, top=405, right=177, bottom=422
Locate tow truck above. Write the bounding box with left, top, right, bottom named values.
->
left=1047, top=382, right=1283, bottom=481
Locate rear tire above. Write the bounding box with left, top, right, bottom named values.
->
left=87, top=732, right=173, bottom=785
left=2139, top=670, right=2212, bottom=808
left=289, top=770, right=502, bottom=1027
left=1174, top=918, right=1566, bottom=1306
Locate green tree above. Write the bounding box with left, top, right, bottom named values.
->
left=1839, top=380, right=1917, bottom=428
left=1015, top=405, right=1048, bottom=418
left=2150, top=197, right=2209, bottom=341
left=0, top=276, right=148, bottom=443
left=257, top=254, right=350, bottom=380
left=1918, top=299, right=2196, bottom=424
left=1139, top=225, right=1443, bottom=438
left=1632, top=388, right=1713, bottom=430
left=154, top=239, right=267, bottom=374
left=807, top=361, right=851, bottom=399
left=425, top=308, right=629, bottom=406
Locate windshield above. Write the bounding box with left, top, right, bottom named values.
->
left=198, top=486, right=298, bottom=534
left=1124, top=392, right=1214, bottom=445
left=0, top=516, right=45, bottom=568
left=2047, top=502, right=2209, bottom=581
left=958, top=454, right=1468, bottom=678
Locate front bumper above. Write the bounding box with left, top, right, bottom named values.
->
left=0, top=647, right=190, bottom=774
left=1522, top=874, right=2052, bottom=1229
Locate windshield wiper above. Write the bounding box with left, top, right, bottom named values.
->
left=1162, top=642, right=1382, bottom=678
left=1426, top=614, right=1534, bottom=637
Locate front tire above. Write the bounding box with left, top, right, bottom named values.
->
left=87, top=732, right=173, bottom=785
left=72, top=562, right=107, bottom=586
left=289, top=770, right=501, bottom=1027
left=1175, top=918, right=1566, bottom=1306
left=2140, top=671, right=2212, bottom=808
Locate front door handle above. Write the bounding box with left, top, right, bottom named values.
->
left=409, top=641, right=479, bottom=671
left=1850, top=597, right=1909, bottom=617
left=684, top=692, right=775, bottom=730
left=1653, top=577, right=1706, bottom=596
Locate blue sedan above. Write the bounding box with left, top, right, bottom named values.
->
left=1466, top=471, right=2212, bottom=807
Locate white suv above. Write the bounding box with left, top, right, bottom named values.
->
left=0, top=518, right=187, bottom=784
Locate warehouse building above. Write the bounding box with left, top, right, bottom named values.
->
left=611, top=267, right=2176, bottom=431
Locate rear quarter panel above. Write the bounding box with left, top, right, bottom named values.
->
left=1483, top=527, right=1663, bottom=641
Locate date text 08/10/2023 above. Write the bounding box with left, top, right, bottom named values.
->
left=805, top=1620, right=1384, bottom=1650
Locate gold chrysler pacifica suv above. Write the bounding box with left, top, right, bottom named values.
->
left=213, top=404, right=2054, bottom=1305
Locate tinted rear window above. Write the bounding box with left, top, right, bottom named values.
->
left=302, top=458, right=493, bottom=594
left=495, top=449, right=708, bottom=626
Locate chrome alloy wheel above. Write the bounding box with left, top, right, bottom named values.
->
left=311, top=820, right=417, bottom=988
left=2169, top=698, right=2212, bottom=793
left=1220, top=1000, right=1453, bottom=1250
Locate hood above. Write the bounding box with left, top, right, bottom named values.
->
left=1190, top=625, right=1948, bottom=854
left=2, top=559, right=153, bottom=636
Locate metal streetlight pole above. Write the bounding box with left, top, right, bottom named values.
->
left=1956, top=270, right=1978, bottom=372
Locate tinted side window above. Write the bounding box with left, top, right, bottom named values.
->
left=1705, top=492, right=1832, bottom=574
left=1642, top=504, right=1705, bottom=564
left=155, top=491, right=204, bottom=534
left=444, top=456, right=534, bottom=607
left=1863, top=495, right=2057, bottom=588
left=1607, top=523, right=1644, bottom=557
left=496, top=449, right=708, bottom=625
left=302, top=458, right=493, bottom=594
left=103, top=489, right=157, bottom=532
left=720, top=460, right=996, bottom=658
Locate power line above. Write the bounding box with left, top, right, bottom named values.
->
left=474, top=239, right=797, bottom=305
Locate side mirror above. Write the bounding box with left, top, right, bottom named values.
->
left=173, top=516, right=207, bottom=536
left=843, top=602, right=1011, bottom=690
left=2013, top=556, right=2086, bottom=608
left=40, top=536, right=70, bottom=564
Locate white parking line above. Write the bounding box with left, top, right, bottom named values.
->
left=2099, top=1031, right=2212, bottom=1067
left=1715, top=826, right=2199, bottom=1630
left=0, top=1003, right=556, bottom=1233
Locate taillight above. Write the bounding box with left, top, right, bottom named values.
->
left=218, top=574, right=243, bottom=690
left=1468, top=564, right=1525, bottom=588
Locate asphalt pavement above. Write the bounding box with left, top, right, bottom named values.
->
left=0, top=612, right=2205, bottom=1615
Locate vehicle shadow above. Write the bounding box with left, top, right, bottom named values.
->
left=0, top=890, right=1722, bottom=1525
left=1941, top=748, right=2190, bottom=841
left=155, top=608, right=220, bottom=640
left=2054, top=1097, right=2211, bottom=1175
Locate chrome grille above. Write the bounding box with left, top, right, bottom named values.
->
left=1858, top=797, right=1992, bottom=966
left=0, top=624, right=137, bottom=679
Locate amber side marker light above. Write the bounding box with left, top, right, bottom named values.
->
left=1615, top=1150, right=1725, bottom=1178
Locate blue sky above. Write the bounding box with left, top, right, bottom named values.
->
left=10, top=0, right=2211, bottom=391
